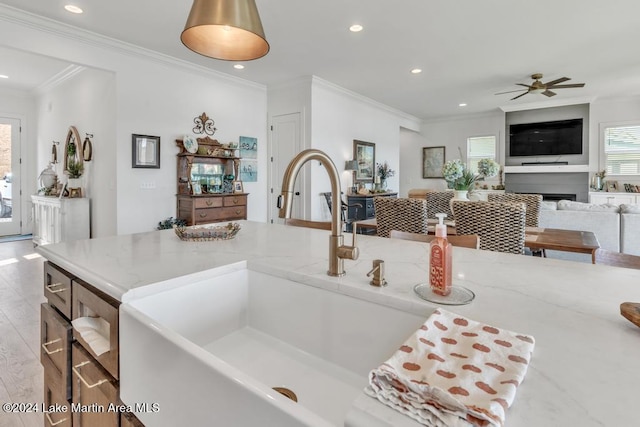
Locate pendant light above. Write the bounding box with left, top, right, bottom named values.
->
left=181, top=0, right=269, bottom=61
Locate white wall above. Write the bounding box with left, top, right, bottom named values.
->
left=0, top=87, right=36, bottom=233
left=412, top=111, right=506, bottom=190
left=310, top=78, right=421, bottom=220
left=414, top=97, right=640, bottom=192
left=1, top=12, right=267, bottom=235
left=36, top=67, right=117, bottom=238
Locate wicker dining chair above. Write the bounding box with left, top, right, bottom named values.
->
left=373, top=197, right=429, bottom=238
left=488, top=193, right=542, bottom=227
left=425, top=191, right=455, bottom=220
left=452, top=200, right=526, bottom=254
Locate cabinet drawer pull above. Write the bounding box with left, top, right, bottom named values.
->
left=45, top=412, right=68, bottom=426
left=232, top=198, right=239, bottom=204
left=46, top=283, right=67, bottom=294
left=42, top=339, right=63, bottom=355
left=199, top=213, right=208, bottom=218
left=206, top=200, right=214, bottom=206
left=235, top=209, right=241, bottom=215
left=72, top=361, right=109, bottom=389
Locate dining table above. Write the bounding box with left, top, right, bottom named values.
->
left=353, top=219, right=601, bottom=262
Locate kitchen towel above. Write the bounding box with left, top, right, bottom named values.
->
left=366, top=308, right=535, bottom=427
left=72, top=316, right=110, bottom=356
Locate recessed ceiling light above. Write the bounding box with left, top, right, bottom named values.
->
left=410, top=68, right=422, bottom=74
left=349, top=24, right=363, bottom=32
left=64, top=5, right=83, bottom=14
left=459, top=103, right=467, bottom=107
left=0, top=75, right=8, bottom=79
left=233, top=64, right=245, bottom=70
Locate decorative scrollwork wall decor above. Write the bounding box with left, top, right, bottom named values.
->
left=192, top=112, right=217, bottom=136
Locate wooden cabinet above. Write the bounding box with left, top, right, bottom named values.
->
left=72, top=343, right=119, bottom=427
left=177, top=194, right=247, bottom=225
left=346, top=192, right=398, bottom=233
left=41, top=261, right=138, bottom=427
left=31, top=196, right=90, bottom=246
left=589, top=192, right=639, bottom=205
left=176, top=137, right=248, bottom=226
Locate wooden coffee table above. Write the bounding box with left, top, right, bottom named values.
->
left=524, top=227, right=600, bottom=264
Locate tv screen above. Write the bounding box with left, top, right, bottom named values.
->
left=509, top=118, right=583, bottom=157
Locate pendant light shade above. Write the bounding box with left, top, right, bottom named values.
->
left=181, top=0, right=269, bottom=61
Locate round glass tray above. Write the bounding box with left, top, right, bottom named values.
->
left=413, top=283, right=475, bottom=306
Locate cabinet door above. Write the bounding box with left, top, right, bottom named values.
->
left=41, top=303, right=72, bottom=400
left=44, top=380, right=72, bottom=427
left=44, top=262, right=73, bottom=319
left=72, top=281, right=119, bottom=380
left=71, top=343, right=119, bottom=427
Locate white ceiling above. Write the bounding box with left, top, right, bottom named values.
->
left=1, top=0, right=640, bottom=120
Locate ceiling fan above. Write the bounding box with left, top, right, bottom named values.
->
left=496, top=73, right=585, bottom=100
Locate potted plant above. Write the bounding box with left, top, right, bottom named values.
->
left=67, top=159, right=84, bottom=189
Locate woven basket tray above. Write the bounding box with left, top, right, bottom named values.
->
left=174, top=223, right=241, bottom=241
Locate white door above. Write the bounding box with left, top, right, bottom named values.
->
left=269, top=113, right=302, bottom=224
left=0, top=117, right=21, bottom=236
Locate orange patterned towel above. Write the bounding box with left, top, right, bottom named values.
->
left=367, top=309, right=535, bottom=427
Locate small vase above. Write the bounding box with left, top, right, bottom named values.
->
left=450, top=189, right=469, bottom=213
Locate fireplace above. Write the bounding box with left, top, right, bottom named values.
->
left=538, top=193, right=577, bottom=202
left=505, top=172, right=588, bottom=202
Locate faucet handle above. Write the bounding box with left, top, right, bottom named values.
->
left=337, top=221, right=359, bottom=260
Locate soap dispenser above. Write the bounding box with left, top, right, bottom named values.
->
left=430, top=213, right=452, bottom=296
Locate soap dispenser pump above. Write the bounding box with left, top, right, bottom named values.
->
left=429, top=213, right=452, bottom=296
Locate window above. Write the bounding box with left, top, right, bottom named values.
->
left=604, top=125, right=640, bottom=175
left=467, top=135, right=496, bottom=174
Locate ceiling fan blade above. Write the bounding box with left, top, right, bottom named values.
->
left=547, top=83, right=585, bottom=89
left=511, top=91, right=530, bottom=100
left=495, top=89, right=529, bottom=95
left=543, top=77, right=570, bottom=86
left=516, top=83, right=532, bottom=88
left=542, top=90, right=556, bottom=97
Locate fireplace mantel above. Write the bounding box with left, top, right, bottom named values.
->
left=504, top=165, right=590, bottom=174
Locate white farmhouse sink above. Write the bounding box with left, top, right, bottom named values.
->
left=120, top=266, right=428, bottom=427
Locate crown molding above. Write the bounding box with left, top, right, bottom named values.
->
left=310, top=76, right=421, bottom=125
left=0, top=4, right=265, bottom=92
left=33, top=64, right=87, bottom=96
left=499, top=96, right=596, bottom=113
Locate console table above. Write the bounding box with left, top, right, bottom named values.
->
left=346, top=192, right=397, bottom=233
left=31, top=195, right=91, bottom=246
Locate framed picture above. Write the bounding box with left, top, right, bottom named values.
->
left=422, top=146, right=446, bottom=179
left=132, top=134, right=160, bottom=168
left=353, top=140, right=375, bottom=183
left=606, top=180, right=619, bottom=192
left=233, top=180, right=244, bottom=193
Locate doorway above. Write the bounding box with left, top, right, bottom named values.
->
left=269, top=113, right=303, bottom=224
left=0, top=117, right=21, bottom=237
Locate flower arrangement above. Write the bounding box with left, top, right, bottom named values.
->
left=377, top=162, right=395, bottom=181
left=595, top=169, right=606, bottom=178
left=477, top=158, right=500, bottom=178
left=442, top=158, right=500, bottom=191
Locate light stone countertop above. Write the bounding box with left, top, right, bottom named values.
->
left=37, top=220, right=640, bottom=426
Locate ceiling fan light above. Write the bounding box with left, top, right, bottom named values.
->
left=529, top=88, right=545, bottom=94
left=181, top=0, right=269, bottom=61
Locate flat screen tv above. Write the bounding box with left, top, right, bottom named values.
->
left=509, top=118, right=583, bottom=157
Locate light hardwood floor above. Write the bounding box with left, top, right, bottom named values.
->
left=0, top=240, right=45, bottom=427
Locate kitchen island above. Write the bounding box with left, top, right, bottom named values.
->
left=37, top=220, right=640, bottom=426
